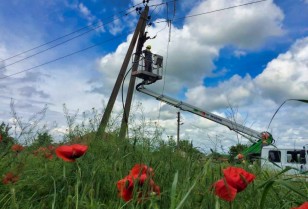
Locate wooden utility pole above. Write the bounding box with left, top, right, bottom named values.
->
left=119, top=7, right=149, bottom=139
left=97, top=6, right=149, bottom=137
left=177, top=111, right=180, bottom=148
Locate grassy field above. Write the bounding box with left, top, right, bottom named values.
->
left=0, top=129, right=307, bottom=209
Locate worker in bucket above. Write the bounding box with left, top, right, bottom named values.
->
left=143, top=45, right=153, bottom=73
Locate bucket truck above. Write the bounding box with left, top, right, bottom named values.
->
left=132, top=53, right=307, bottom=175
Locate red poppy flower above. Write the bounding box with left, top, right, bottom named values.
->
left=117, top=164, right=160, bottom=202
left=213, top=179, right=237, bottom=202
left=130, top=164, right=154, bottom=178
left=0, top=134, right=2, bottom=142
left=291, top=202, right=308, bottom=209
left=2, top=172, right=19, bottom=185
left=117, top=175, right=134, bottom=202
left=223, top=166, right=255, bottom=192
left=55, top=144, right=88, bottom=162
left=11, top=144, right=24, bottom=152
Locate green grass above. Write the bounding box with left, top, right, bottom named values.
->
left=0, top=133, right=307, bottom=209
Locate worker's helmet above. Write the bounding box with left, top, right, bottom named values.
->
left=146, top=45, right=151, bottom=49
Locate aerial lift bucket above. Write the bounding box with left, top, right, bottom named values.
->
left=132, top=53, right=163, bottom=84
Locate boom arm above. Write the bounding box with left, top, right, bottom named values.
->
left=136, top=84, right=264, bottom=143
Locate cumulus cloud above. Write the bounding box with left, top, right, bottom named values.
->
left=182, top=36, right=308, bottom=148
left=185, top=0, right=284, bottom=48
left=98, top=0, right=284, bottom=95
left=255, top=37, right=308, bottom=102
left=99, top=22, right=219, bottom=94
left=97, top=34, right=133, bottom=92
left=185, top=74, right=255, bottom=111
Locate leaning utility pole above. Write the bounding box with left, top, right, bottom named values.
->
left=177, top=111, right=180, bottom=148
left=97, top=6, right=149, bottom=137
left=119, top=7, right=149, bottom=139
left=176, top=111, right=184, bottom=148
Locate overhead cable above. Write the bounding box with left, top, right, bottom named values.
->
left=1, top=0, right=173, bottom=70
left=0, top=30, right=133, bottom=80
left=0, top=10, right=137, bottom=71
left=155, top=0, right=268, bottom=23
left=2, top=2, right=145, bottom=62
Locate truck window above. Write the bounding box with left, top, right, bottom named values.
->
left=287, top=151, right=299, bottom=163
left=299, top=150, right=307, bottom=164
left=286, top=150, right=307, bottom=164
left=268, top=150, right=281, bottom=162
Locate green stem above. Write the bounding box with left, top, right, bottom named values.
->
left=75, top=162, right=81, bottom=209
left=10, top=186, right=18, bottom=209
left=63, top=164, right=66, bottom=178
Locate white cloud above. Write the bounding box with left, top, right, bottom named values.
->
left=99, top=22, right=219, bottom=94
left=255, top=37, right=308, bottom=102
left=78, top=3, right=105, bottom=33
left=131, top=0, right=163, bottom=6
left=0, top=45, right=7, bottom=60
left=182, top=36, right=308, bottom=148
left=79, top=3, right=93, bottom=20
left=108, top=17, right=124, bottom=35
left=99, top=0, right=284, bottom=95
left=234, top=50, right=246, bottom=58
left=185, top=0, right=284, bottom=48
left=186, top=74, right=254, bottom=111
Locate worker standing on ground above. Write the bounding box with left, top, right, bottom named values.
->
left=143, top=45, right=153, bottom=73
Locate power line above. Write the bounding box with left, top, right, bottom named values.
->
left=157, top=23, right=171, bottom=125
left=155, top=0, right=268, bottom=23
left=0, top=10, right=137, bottom=71
left=0, top=30, right=133, bottom=80
left=0, top=1, right=173, bottom=71
left=155, top=1, right=177, bottom=124
left=148, top=0, right=178, bottom=8
left=0, top=1, right=176, bottom=78
left=2, top=2, right=145, bottom=62
left=0, top=1, right=175, bottom=71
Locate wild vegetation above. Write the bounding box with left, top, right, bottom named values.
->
left=0, top=104, right=307, bottom=209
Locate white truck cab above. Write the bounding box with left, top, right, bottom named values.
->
left=261, top=145, right=308, bottom=175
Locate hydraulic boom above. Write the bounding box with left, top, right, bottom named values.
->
left=132, top=51, right=273, bottom=159
left=136, top=82, right=274, bottom=158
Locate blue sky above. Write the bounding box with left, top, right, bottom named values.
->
left=208, top=0, right=308, bottom=86
left=0, top=0, right=307, bottom=152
